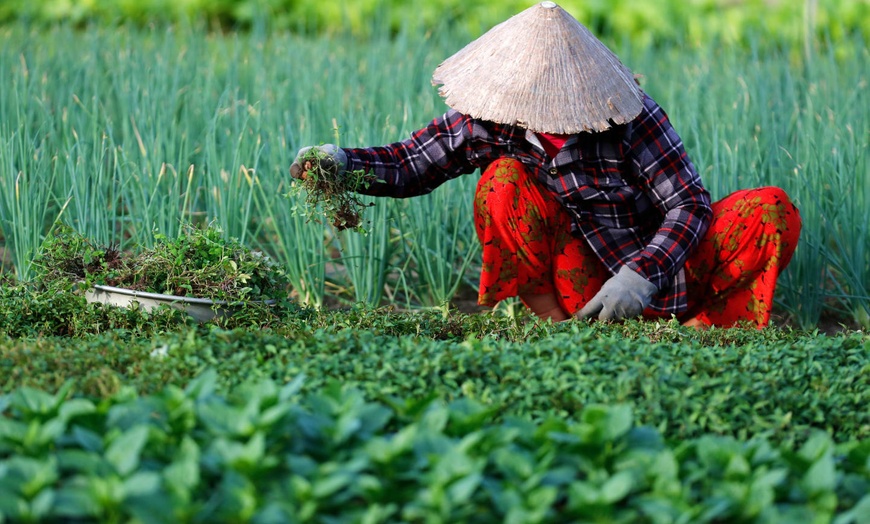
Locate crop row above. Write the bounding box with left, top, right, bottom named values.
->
left=1, top=371, right=868, bottom=523
left=2, top=299, right=867, bottom=445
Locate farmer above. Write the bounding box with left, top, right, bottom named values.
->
left=290, top=1, right=801, bottom=328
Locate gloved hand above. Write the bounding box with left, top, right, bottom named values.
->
left=577, top=265, right=657, bottom=321
left=290, top=144, right=348, bottom=180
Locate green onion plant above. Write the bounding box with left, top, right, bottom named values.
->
left=399, top=178, right=481, bottom=310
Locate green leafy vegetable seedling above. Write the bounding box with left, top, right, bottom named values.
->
left=33, top=222, right=290, bottom=303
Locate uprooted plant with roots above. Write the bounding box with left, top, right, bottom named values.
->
left=290, top=147, right=377, bottom=233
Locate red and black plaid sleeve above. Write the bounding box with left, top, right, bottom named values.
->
left=343, top=109, right=484, bottom=198
left=625, top=97, right=713, bottom=291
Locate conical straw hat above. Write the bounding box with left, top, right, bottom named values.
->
left=431, top=1, right=643, bottom=133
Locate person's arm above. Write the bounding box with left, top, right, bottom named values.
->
left=342, top=109, right=482, bottom=198
left=625, top=97, right=713, bottom=292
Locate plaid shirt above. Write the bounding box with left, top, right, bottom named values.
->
left=344, top=94, right=712, bottom=314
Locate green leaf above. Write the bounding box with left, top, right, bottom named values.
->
left=69, top=426, right=104, bottom=452
left=581, top=403, right=633, bottom=442
left=333, top=412, right=362, bottom=445
left=199, top=401, right=256, bottom=438
left=33, top=417, right=67, bottom=449
left=447, top=472, right=482, bottom=505
left=803, top=451, right=836, bottom=496
left=278, top=374, right=306, bottom=402
left=53, top=484, right=101, bottom=519
left=312, top=469, right=354, bottom=499
left=105, top=397, right=161, bottom=430
left=724, top=453, right=751, bottom=479
left=58, top=398, right=96, bottom=421
left=625, top=426, right=665, bottom=451
left=214, top=471, right=258, bottom=522
left=696, top=436, right=742, bottom=474
left=832, top=494, right=870, bottom=524
left=493, top=447, right=536, bottom=481
left=105, top=425, right=149, bottom=477
left=184, top=368, right=218, bottom=400
left=57, top=449, right=107, bottom=476
left=122, top=471, right=161, bottom=498
left=355, top=403, right=393, bottom=437
left=799, top=431, right=834, bottom=463
left=29, top=488, right=55, bottom=520
left=358, top=503, right=400, bottom=524
left=0, top=418, right=27, bottom=445
left=445, top=397, right=497, bottom=434
left=525, top=485, right=558, bottom=514
left=0, top=493, right=27, bottom=520
left=365, top=424, right=417, bottom=464
left=164, top=436, right=201, bottom=496
left=207, top=432, right=274, bottom=473
left=600, top=470, right=635, bottom=504
left=568, top=480, right=600, bottom=508
left=11, top=388, right=57, bottom=418
left=419, top=403, right=449, bottom=434
left=10, top=382, right=74, bottom=419
left=2, top=456, right=59, bottom=499
left=741, top=468, right=786, bottom=518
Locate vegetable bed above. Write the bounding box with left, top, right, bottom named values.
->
left=1, top=371, right=868, bottom=523
left=1, top=305, right=868, bottom=522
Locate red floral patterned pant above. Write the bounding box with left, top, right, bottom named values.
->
left=474, top=158, right=802, bottom=328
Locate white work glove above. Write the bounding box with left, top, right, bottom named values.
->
left=289, top=144, right=348, bottom=180
left=577, top=265, right=658, bottom=321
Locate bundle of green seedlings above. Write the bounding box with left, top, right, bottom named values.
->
left=291, top=147, right=378, bottom=232
left=32, top=223, right=291, bottom=303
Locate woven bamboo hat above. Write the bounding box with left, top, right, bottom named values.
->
left=431, top=1, right=643, bottom=133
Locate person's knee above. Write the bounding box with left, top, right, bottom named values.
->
left=770, top=186, right=801, bottom=230
left=744, top=186, right=802, bottom=262
left=755, top=186, right=791, bottom=206
left=476, top=158, right=526, bottom=219
left=751, top=186, right=802, bottom=228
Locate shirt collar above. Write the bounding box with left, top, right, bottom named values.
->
left=525, top=129, right=544, bottom=151
left=525, top=129, right=580, bottom=147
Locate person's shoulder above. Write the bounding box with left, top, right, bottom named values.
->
left=435, top=108, right=490, bottom=132
left=447, top=110, right=523, bottom=140
left=422, top=108, right=476, bottom=136
left=587, top=93, right=659, bottom=143
left=635, top=92, right=665, bottom=116
left=626, top=92, right=679, bottom=138
left=446, top=110, right=500, bottom=130
left=444, top=108, right=467, bottom=120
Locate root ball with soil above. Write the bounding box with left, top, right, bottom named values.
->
left=293, top=147, right=376, bottom=232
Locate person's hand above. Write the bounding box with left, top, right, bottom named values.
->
left=576, top=265, right=657, bottom=321
left=290, top=144, right=347, bottom=180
